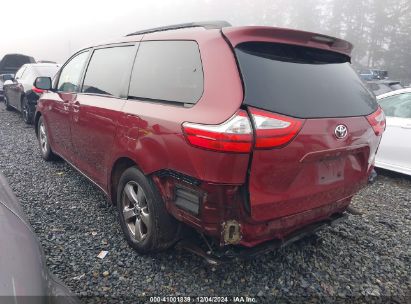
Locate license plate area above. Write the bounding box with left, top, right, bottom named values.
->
left=317, top=157, right=345, bottom=185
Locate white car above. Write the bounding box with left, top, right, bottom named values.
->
left=376, top=88, right=411, bottom=175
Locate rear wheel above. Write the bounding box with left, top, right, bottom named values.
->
left=37, top=116, right=56, bottom=161
left=4, top=95, right=12, bottom=111
left=21, top=97, right=33, bottom=124
left=117, top=167, right=179, bottom=253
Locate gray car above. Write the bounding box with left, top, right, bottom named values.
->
left=0, top=173, right=79, bottom=304
left=0, top=74, right=14, bottom=101
left=3, top=63, right=60, bottom=124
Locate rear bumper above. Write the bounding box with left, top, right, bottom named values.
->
left=238, top=197, right=351, bottom=247
left=153, top=172, right=353, bottom=247
left=179, top=212, right=348, bottom=264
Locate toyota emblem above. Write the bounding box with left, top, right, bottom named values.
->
left=335, top=125, right=348, bottom=139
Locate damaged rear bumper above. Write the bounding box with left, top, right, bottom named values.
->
left=178, top=212, right=348, bottom=264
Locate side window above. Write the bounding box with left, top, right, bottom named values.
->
left=129, top=41, right=204, bottom=104
left=57, top=51, right=89, bottom=93
left=82, top=46, right=135, bottom=97
left=379, top=93, right=411, bottom=119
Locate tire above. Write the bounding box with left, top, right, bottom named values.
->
left=4, top=95, right=12, bottom=111
left=117, top=167, right=179, bottom=253
left=37, top=116, right=56, bottom=161
left=21, top=97, right=33, bottom=124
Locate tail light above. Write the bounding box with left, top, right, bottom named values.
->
left=32, top=86, right=44, bottom=94
left=249, top=107, right=303, bottom=149
left=182, top=110, right=253, bottom=153
left=366, top=107, right=386, bottom=136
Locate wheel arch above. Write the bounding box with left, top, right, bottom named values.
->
left=34, top=111, right=42, bottom=137
left=109, top=157, right=141, bottom=206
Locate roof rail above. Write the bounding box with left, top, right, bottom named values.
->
left=126, top=21, right=232, bottom=36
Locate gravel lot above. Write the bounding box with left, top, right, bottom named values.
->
left=0, top=102, right=410, bottom=303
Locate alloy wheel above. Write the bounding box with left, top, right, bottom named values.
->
left=39, top=122, right=48, bottom=154
left=121, top=181, right=151, bottom=242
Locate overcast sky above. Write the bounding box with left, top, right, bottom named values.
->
left=1, top=0, right=277, bottom=63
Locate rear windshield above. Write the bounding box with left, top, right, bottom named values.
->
left=235, top=42, right=377, bottom=118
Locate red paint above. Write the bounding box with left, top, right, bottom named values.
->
left=36, top=25, right=381, bottom=248
left=222, top=26, right=353, bottom=57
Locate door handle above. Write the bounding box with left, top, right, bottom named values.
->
left=62, top=100, right=70, bottom=111
left=72, top=101, right=80, bottom=112
left=401, top=124, right=411, bottom=129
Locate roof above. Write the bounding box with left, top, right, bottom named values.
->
left=0, top=53, right=34, bottom=59
left=22, top=63, right=61, bottom=68
left=126, top=21, right=231, bottom=36
left=75, top=22, right=354, bottom=58
left=377, top=88, right=411, bottom=99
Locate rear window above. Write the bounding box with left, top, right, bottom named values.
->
left=235, top=42, right=377, bottom=118
left=34, top=66, right=60, bottom=78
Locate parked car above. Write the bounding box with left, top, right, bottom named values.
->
left=360, top=69, right=388, bottom=81
left=0, top=73, right=14, bottom=101
left=366, top=80, right=403, bottom=96
left=33, top=22, right=384, bottom=258
left=375, top=88, right=411, bottom=176
left=4, top=63, right=60, bottom=124
left=0, top=53, right=35, bottom=75
left=0, top=172, right=79, bottom=303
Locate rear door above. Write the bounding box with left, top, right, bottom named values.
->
left=233, top=41, right=380, bottom=222
left=70, top=45, right=136, bottom=188
left=377, top=92, right=411, bottom=173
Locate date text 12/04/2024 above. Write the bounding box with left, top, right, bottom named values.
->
left=149, top=296, right=257, bottom=303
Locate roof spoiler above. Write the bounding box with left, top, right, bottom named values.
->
left=222, top=26, right=353, bottom=58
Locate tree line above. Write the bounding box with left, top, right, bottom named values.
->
left=226, top=0, right=411, bottom=84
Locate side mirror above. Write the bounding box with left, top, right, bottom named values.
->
left=34, top=77, right=52, bottom=91
left=3, top=80, right=13, bottom=86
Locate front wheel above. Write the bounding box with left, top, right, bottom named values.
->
left=21, top=97, right=33, bottom=124
left=117, top=167, right=179, bottom=253
left=37, top=116, right=56, bottom=161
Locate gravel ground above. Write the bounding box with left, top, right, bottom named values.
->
left=0, top=103, right=410, bottom=303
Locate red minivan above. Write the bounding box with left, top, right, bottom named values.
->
left=33, top=22, right=385, bottom=258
